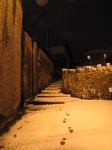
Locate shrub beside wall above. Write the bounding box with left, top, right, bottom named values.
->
left=62, top=64, right=112, bottom=100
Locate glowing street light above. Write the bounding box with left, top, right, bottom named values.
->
left=87, top=55, right=90, bottom=60
left=87, top=55, right=92, bottom=66
left=104, top=53, right=106, bottom=65
left=36, top=0, right=48, bottom=6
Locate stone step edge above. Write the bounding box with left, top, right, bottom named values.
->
left=28, top=101, right=65, bottom=105
left=45, top=88, right=62, bottom=90
left=28, top=99, right=75, bottom=105
left=37, top=95, right=71, bottom=97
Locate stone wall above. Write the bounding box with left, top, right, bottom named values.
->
left=62, top=63, right=112, bottom=100
left=0, top=0, right=22, bottom=129
left=0, top=1, right=55, bottom=131
left=21, top=30, right=55, bottom=99
left=21, top=30, right=33, bottom=100
left=33, top=41, right=38, bottom=96
left=37, top=48, right=55, bottom=93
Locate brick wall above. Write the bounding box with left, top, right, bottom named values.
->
left=62, top=63, right=112, bottom=100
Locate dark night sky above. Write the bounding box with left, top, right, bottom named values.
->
left=22, top=0, right=112, bottom=61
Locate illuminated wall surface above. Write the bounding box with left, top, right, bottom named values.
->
left=0, top=0, right=22, bottom=128
left=62, top=64, right=112, bottom=100
left=0, top=0, right=55, bottom=131
left=21, top=30, right=55, bottom=99
left=22, top=31, right=33, bottom=100
left=37, top=47, right=55, bottom=93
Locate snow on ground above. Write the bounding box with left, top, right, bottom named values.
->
left=0, top=99, right=112, bottom=150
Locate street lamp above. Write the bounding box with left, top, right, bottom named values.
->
left=36, top=0, right=48, bottom=6
left=87, top=55, right=92, bottom=67
left=104, top=53, right=106, bottom=65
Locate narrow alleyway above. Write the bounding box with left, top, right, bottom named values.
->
left=0, top=80, right=112, bottom=150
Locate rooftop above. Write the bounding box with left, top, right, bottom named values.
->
left=84, top=49, right=112, bottom=55
left=48, top=46, right=66, bottom=55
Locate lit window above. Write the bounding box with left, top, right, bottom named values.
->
left=104, top=54, right=106, bottom=58
left=87, top=55, right=90, bottom=60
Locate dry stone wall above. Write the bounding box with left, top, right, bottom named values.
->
left=62, top=63, right=112, bottom=100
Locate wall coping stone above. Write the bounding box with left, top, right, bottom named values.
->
left=62, top=63, right=112, bottom=100
left=62, top=63, right=112, bottom=73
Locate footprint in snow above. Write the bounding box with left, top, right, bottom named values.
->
left=63, top=118, right=67, bottom=123
left=60, top=138, right=66, bottom=145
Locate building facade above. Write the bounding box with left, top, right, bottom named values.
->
left=82, top=49, right=112, bottom=66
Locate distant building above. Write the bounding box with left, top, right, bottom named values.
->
left=48, top=45, right=70, bottom=68
left=82, top=49, right=112, bottom=66
left=70, top=60, right=82, bottom=69
left=106, top=54, right=112, bottom=64
left=48, top=45, right=71, bottom=77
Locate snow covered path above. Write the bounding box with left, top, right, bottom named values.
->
left=28, top=80, right=74, bottom=110
left=1, top=100, right=112, bottom=150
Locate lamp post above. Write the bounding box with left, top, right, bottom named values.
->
left=104, top=53, right=106, bottom=65
left=87, top=55, right=92, bottom=67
